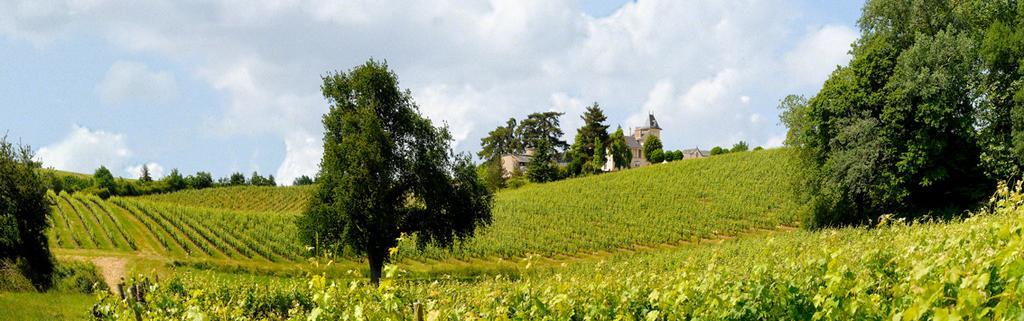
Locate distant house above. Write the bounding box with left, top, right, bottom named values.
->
left=499, top=152, right=533, bottom=178
left=499, top=148, right=569, bottom=178
left=603, top=113, right=707, bottom=171
left=681, top=148, right=710, bottom=159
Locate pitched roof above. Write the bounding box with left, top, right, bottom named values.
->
left=682, top=148, right=709, bottom=157
left=624, top=136, right=642, bottom=149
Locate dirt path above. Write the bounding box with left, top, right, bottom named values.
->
left=88, top=257, right=127, bottom=292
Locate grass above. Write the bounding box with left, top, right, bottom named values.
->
left=0, top=292, right=94, bottom=320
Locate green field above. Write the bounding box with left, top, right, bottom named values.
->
left=45, top=148, right=803, bottom=265
left=25, top=147, right=1024, bottom=319
left=94, top=184, right=1024, bottom=319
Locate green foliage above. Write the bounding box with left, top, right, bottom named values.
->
left=608, top=127, right=631, bottom=169
left=248, top=172, right=275, bottom=186
left=526, top=140, right=560, bottom=183
left=163, top=169, right=186, bottom=191
left=730, top=140, right=749, bottom=153
left=292, top=175, right=315, bottom=186
left=92, top=166, right=116, bottom=199
left=92, top=185, right=1024, bottom=319
left=138, top=185, right=315, bottom=213
left=710, top=146, right=726, bottom=156
left=52, top=260, right=107, bottom=294
left=186, top=172, right=213, bottom=189
left=647, top=149, right=664, bottom=163
left=781, top=0, right=1015, bottom=228
left=476, top=160, right=505, bottom=192
left=297, top=60, right=494, bottom=284
left=138, top=165, right=152, bottom=183
left=478, top=118, right=520, bottom=161
left=567, top=103, right=610, bottom=176
left=642, top=135, right=663, bottom=162
left=0, top=136, right=53, bottom=289
left=226, top=172, right=246, bottom=186
left=516, top=111, right=568, bottom=154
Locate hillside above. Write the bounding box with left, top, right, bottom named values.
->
left=136, top=185, right=315, bottom=213
left=97, top=184, right=1024, bottom=319
left=47, top=148, right=804, bottom=264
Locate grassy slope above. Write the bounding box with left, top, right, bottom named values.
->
left=94, top=149, right=802, bottom=263
left=0, top=292, right=94, bottom=321
left=95, top=189, right=1024, bottom=319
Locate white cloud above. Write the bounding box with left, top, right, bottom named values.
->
left=36, top=125, right=132, bottom=174
left=275, top=131, right=322, bottom=186
left=125, top=162, right=165, bottom=179
left=765, top=134, right=787, bottom=148
left=4, top=0, right=856, bottom=174
left=97, top=61, right=178, bottom=105
left=784, top=25, right=858, bottom=88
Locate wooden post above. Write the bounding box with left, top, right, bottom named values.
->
left=116, top=282, right=125, bottom=300
left=413, top=302, right=423, bottom=321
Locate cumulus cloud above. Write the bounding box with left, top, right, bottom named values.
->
left=36, top=125, right=132, bottom=174
left=97, top=61, right=178, bottom=105
left=125, top=162, right=165, bottom=179
left=4, top=0, right=858, bottom=175
left=784, top=25, right=858, bottom=88
left=275, top=132, right=322, bottom=186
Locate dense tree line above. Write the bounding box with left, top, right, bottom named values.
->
left=42, top=165, right=283, bottom=199
left=709, top=141, right=760, bottom=156
left=781, top=0, right=1024, bottom=228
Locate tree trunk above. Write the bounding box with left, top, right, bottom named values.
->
left=368, top=252, right=383, bottom=286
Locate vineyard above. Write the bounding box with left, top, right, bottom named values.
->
left=49, top=148, right=803, bottom=265
left=136, top=185, right=315, bottom=213
left=47, top=193, right=306, bottom=263
left=94, top=184, right=1024, bottom=320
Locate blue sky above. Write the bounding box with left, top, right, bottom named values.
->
left=0, top=0, right=863, bottom=183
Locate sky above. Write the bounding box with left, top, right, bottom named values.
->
left=0, top=0, right=864, bottom=184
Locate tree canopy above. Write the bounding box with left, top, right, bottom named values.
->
left=517, top=111, right=567, bottom=155
left=296, top=60, right=494, bottom=284
left=781, top=0, right=1024, bottom=227
left=478, top=118, right=520, bottom=161
left=0, top=136, right=53, bottom=289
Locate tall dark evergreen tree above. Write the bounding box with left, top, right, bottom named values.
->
left=296, top=60, right=493, bottom=284
left=139, top=165, right=152, bottom=183
left=478, top=118, right=521, bottom=161
left=526, top=140, right=560, bottom=183
left=516, top=111, right=567, bottom=155
left=567, top=103, right=610, bottom=176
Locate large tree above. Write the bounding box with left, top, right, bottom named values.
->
left=0, top=136, right=53, bottom=289
left=297, top=60, right=494, bottom=284
left=781, top=0, right=1006, bottom=227
left=643, top=135, right=663, bottom=162
left=478, top=118, right=520, bottom=161
left=567, top=103, right=610, bottom=176
left=608, top=127, right=632, bottom=169
left=516, top=111, right=567, bottom=155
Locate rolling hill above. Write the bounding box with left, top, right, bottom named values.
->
left=47, top=148, right=805, bottom=263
